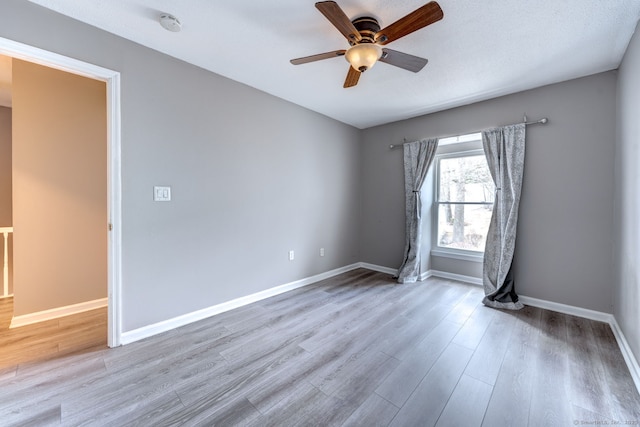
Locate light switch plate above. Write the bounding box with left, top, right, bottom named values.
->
left=154, top=186, right=171, bottom=202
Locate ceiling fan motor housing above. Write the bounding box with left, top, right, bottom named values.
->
left=350, top=16, right=381, bottom=45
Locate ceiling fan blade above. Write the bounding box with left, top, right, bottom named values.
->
left=343, top=66, right=361, bottom=88
left=379, top=48, right=428, bottom=72
left=290, top=50, right=346, bottom=65
left=375, top=1, right=443, bottom=45
left=315, top=1, right=362, bottom=43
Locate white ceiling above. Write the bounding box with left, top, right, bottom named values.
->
left=26, top=0, right=640, bottom=129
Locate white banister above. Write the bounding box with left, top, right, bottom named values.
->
left=0, top=227, right=12, bottom=297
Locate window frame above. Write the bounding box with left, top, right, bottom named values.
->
left=431, top=145, right=493, bottom=262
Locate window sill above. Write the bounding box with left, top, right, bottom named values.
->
left=431, top=249, right=484, bottom=263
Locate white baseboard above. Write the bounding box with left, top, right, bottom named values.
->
left=118, top=261, right=640, bottom=396
left=420, top=270, right=640, bottom=393
left=427, top=269, right=483, bottom=286
left=419, top=271, right=431, bottom=281
left=358, top=262, right=398, bottom=276
left=10, top=297, right=108, bottom=328
left=519, top=295, right=640, bottom=394
left=517, top=295, right=612, bottom=324
left=609, top=317, right=640, bottom=394
left=121, top=263, right=363, bottom=345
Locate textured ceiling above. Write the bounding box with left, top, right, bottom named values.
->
left=25, top=0, right=640, bottom=128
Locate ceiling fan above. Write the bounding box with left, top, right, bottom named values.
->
left=290, top=1, right=444, bottom=88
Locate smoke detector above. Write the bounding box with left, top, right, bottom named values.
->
left=159, top=14, right=181, bottom=32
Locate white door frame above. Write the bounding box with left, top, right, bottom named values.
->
left=0, top=37, right=123, bottom=347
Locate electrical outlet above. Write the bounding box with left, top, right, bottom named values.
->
left=288, top=250, right=295, bottom=261
left=320, top=248, right=325, bottom=257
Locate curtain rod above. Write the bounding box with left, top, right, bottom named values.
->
left=388, top=115, right=549, bottom=149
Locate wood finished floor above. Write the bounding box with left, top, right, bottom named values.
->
left=0, top=268, right=638, bottom=426
left=0, top=297, right=107, bottom=369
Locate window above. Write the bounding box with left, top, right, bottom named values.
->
left=434, top=144, right=494, bottom=256
left=438, top=132, right=482, bottom=146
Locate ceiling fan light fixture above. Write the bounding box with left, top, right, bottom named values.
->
left=345, top=43, right=382, bottom=72
left=291, top=1, right=443, bottom=87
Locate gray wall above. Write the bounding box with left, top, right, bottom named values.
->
left=0, top=1, right=361, bottom=331
left=615, top=22, right=640, bottom=364
left=361, top=72, right=617, bottom=313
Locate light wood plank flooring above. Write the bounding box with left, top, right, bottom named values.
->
left=0, top=297, right=107, bottom=369
left=0, top=268, right=638, bottom=426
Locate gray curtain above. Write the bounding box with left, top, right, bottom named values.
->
left=482, top=124, right=526, bottom=310
left=397, top=138, right=439, bottom=283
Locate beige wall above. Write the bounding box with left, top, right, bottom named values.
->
left=0, top=106, right=12, bottom=295
left=0, top=106, right=11, bottom=226
left=12, top=59, right=107, bottom=316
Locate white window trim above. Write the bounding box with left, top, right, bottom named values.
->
left=431, top=249, right=484, bottom=263
left=431, top=146, right=491, bottom=262
left=438, top=132, right=482, bottom=146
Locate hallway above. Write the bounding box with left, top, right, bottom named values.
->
left=0, top=297, right=106, bottom=370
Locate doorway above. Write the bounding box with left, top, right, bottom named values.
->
left=0, top=37, right=121, bottom=348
